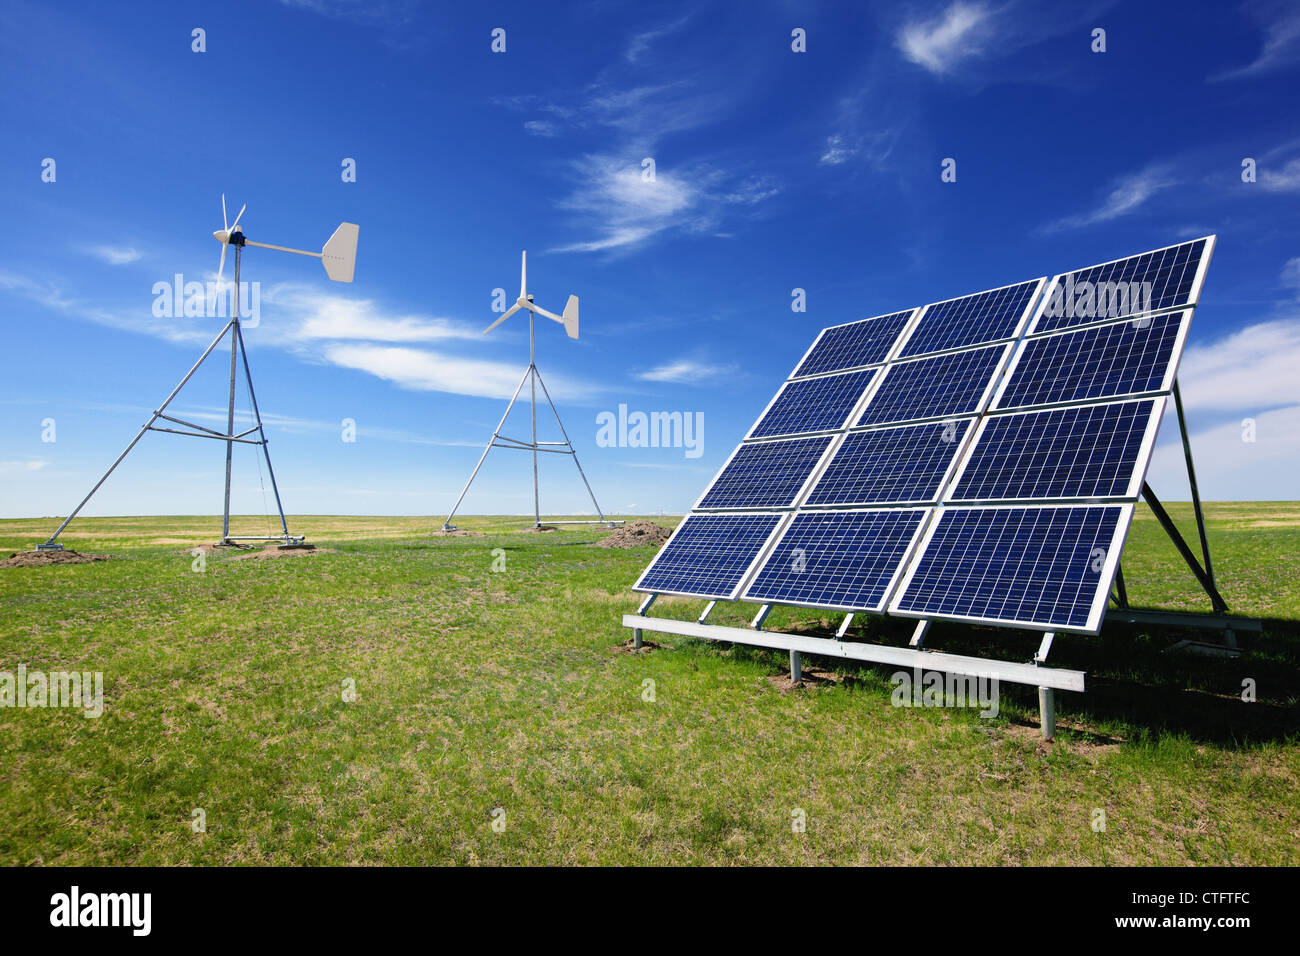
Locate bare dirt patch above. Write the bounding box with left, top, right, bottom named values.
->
left=0, top=549, right=108, bottom=569
left=616, top=637, right=670, bottom=654
left=767, top=666, right=855, bottom=693
left=429, top=529, right=485, bottom=537
left=597, top=520, right=672, bottom=549
left=516, top=525, right=557, bottom=534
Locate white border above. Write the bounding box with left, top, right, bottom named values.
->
left=943, top=396, right=1168, bottom=504
left=1026, top=235, right=1216, bottom=336
left=631, top=511, right=795, bottom=601
left=990, top=309, right=1194, bottom=412
left=691, top=433, right=840, bottom=512
left=887, top=502, right=1136, bottom=634
left=893, top=276, right=1047, bottom=360
left=739, top=507, right=932, bottom=613
left=787, top=308, right=920, bottom=380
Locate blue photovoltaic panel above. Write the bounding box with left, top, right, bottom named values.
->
left=698, top=436, right=833, bottom=509
left=996, top=311, right=1186, bottom=410
left=633, top=513, right=782, bottom=598
left=806, top=419, right=972, bottom=506
left=857, top=344, right=1005, bottom=427
left=750, top=368, right=876, bottom=438
left=743, top=509, right=927, bottom=611
left=950, top=400, right=1158, bottom=502
left=793, top=310, right=914, bottom=378
left=1035, top=238, right=1210, bottom=333
left=893, top=505, right=1125, bottom=630
left=900, top=280, right=1041, bottom=358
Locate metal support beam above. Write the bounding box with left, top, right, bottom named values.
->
left=836, top=614, right=854, bottom=638
left=1141, top=482, right=1229, bottom=613
left=1039, top=687, right=1056, bottom=741
left=1113, top=563, right=1129, bottom=608
left=1173, top=380, right=1218, bottom=594
left=750, top=604, right=772, bottom=630
left=1035, top=631, right=1056, bottom=663
left=789, top=650, right=802, bottom=682
left=441, top=311, right=612, bottom=532
left=909, top=620, right=930, bottom=648
left=621, top=614, right=1086, bottom=692
left=697, top=601, right=716, bottom=624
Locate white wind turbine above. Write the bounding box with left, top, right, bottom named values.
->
left=442, top=251, right=618, bottom=531
left=40, top=196, right=359, bottom=551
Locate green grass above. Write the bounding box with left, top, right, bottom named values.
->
left=1, top=505, right=1297, bottom=865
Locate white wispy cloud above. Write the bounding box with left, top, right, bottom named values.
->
left=897, top=1, right=994, bottom=75
left=1040, top=164, right=1178, bottom=232
left=1145, top=404, right=1300, bottom=500
left=0, top=460, right=50, bottom=474
left=1209, top=2, right=1300, bottom=81
left=321, top=343, right=593, bottom=402
left=624, top=16, right=691, bottom=63
left=271, top=287, right=481, bottom=343
left=85, top=244, right=143, bottom=265
left=1258, top=156, right=1300, bottom=192
left=1177, top=318, right=1300, bottom=413
left=550, top=155, right=778, bottom=254
left=637, top=359, right=737, bottom=384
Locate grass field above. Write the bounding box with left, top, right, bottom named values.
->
left=1, top=504, right=1297, bottom=865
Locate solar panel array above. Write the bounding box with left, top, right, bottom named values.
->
left=634, top=237, right=1214, bottom=636
left=1031, top=238, right=1211, bottom=334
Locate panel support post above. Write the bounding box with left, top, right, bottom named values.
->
left=1038, top=687, right=1056, bottom=741
left=909, top=620, right=930, bottom=648
left=1173, top=380, right=1218, bottom=595
left=789, top=650, right=802, bottom=683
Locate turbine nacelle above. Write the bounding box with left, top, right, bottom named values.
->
left=211, top=194, right=358, bottom=288
left=483, top=250, right=579, bottom=339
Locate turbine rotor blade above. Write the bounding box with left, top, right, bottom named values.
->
left=231, top=203, right=246, bottom=231
left=222, top=193, right=228, bottom=231
left=217, top=242, right=228, bottom=284
left=520, top=250, right=526, bottom=299
left=483, top=302, right=522, bottom=335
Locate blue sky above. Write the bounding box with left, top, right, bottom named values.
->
left=2, top=0, right=1298, bottom=521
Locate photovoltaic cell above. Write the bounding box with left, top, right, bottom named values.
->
left=806, top=419, right=972, bottom=506
left=995, top=311, right=1186, bottom=410
left=1034, top=238, right=1210, bottom=334
left=697, top=435, right=833, bottom=509
left=750, top=368, right=876, bottom=438
left=900, top=279, right=1041, bottom=358
left=892, top=505, right=1126, bottom=630
left=633, top=513, right=783, bottom=599
left=950, top=400, right=1158, bottom=502
left=857, top=344, right=1006, bottom=427
left=743, top=509, right=927, bottom=611
left=793, top=310, right=914, bottom=378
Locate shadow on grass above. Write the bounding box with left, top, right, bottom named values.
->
left=690, top=612, right=1299, bottom=747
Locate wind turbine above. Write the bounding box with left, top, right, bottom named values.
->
left=39, top=196, right=359, bottom=551
left=442, top=251, right=617, bottom=531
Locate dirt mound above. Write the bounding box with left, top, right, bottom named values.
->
left=1, top=549, right=108, bottom=569
left=516, top=525, right=557, bottom=533
left=597, top=520, right=673, bottom=549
